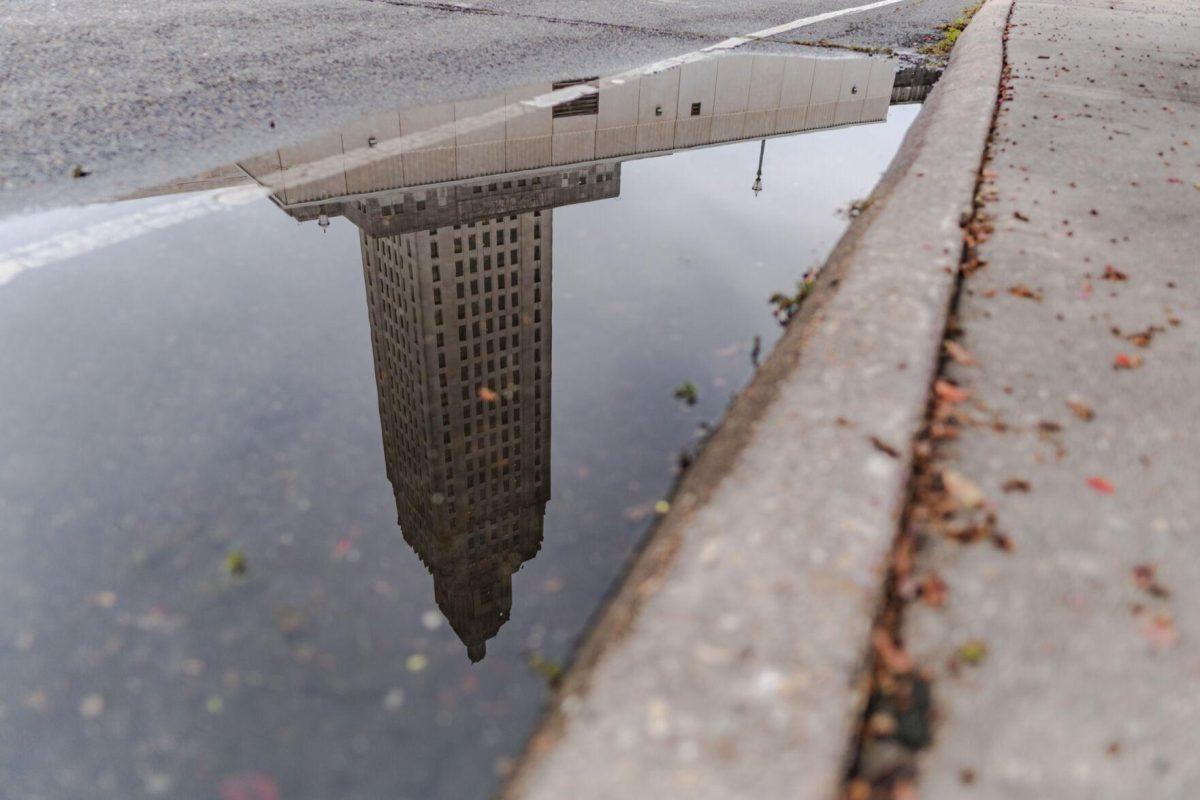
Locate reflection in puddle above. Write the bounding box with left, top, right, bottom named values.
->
left=241, top=51, right=894, bottom=662
left=0, top=51, right=917, bottom=800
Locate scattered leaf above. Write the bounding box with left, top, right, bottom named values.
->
left=934, top=379, right=970, bottom=404
left=1066, top=399, right=1095, bottom=421
left=1132, top=564, right=1170, bottom=598
left=1125, top=326, right=1161, bottom=348
left=870, top=436, right=901, bottom=459
left=71, top=164, right=91, bottom=178
left=1113, top=353, right=1143, bottom=370
left=1137, top=611, right=1178, bottom=651
left=1002, top=478, right=1031, bottom=493
left=956, top=639, right=988, bottom=666
left=920, top=573, right=949, bottom=608
left=1008, top=283, right=1043, bottom=301
left=1086, top=476, right=1115, bottom=494
left=991, top=533, right=1016, bottom=552
left=871, top=629, right=914, bottom=674
left=1013, top=210, right=1030, bottom=221
left=218, top=772, right=281, bottom=800
left=673, top=382, right=698, bottom=406
left=942, top=468, right=986, bottom=509
left=225, top=550, right=248, bottom=576
left=944, top=340, right=976, bottom=366
left=525, top=652, right=564, bottom=685
left=1101, top=265, right=1128, bottom=281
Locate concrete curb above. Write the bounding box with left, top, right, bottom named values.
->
left=500, top=2, right=1012, bottom=798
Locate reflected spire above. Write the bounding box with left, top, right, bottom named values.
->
left=752, top=140, right=766, bottom=196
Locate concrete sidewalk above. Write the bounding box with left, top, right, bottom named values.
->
left=904, top=0, right=1200, bottom=797
left=503, top=0, right=1200, bottom=797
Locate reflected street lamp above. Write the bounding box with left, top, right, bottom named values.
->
left=752, top=139, right=766, bottom=196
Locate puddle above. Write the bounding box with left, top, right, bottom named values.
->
left=0, top=53, right=917, bottom=800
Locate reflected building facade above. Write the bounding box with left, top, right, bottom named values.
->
left=320, top=164, right=619, bottom=660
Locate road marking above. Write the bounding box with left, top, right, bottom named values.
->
left=0, top=0, right=905, bottom=286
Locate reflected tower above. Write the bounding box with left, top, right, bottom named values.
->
left=351, top=164, right=620, bottom=660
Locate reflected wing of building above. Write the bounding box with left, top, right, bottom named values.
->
left=238, top=52, right=897, bottom=661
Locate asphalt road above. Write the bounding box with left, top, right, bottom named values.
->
left=0, top=0, right=965, bottom=215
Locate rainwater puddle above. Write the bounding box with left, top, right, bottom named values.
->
left=0, top=53, right=918, bottom=800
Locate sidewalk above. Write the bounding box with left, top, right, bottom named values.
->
left=903, top=0, right=1200, bottom=797
left=503, top=0, right=1200, bottom=798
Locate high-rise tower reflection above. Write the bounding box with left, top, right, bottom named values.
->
left=339, top=164, right=619, bottom=660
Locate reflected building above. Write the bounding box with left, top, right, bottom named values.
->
left=240, top=52, right=897, bottom=660
left=303, top=164, right=619, bottom=661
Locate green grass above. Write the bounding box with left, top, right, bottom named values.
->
left=920, top=2, right=984, bottom=57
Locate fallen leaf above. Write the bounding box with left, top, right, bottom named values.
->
left=942, top=468, right=986, bottom=509
left=1008, top=283, right=1043, bottom=301
left=1002, top=478, right=1031, bottom=493
left=1125, top=326, right=1160, bottom=348
left=1132, top=564, right=1170, bottom=598
left=872, top=629, right=914, bottom=674
left=934, top=379, right=970, bottom=404
left=218, top=773, right=281, bottom=800
left=870, top=436, right=901, bottom=459
left=920, top=573, right=949, bottom=608
left=944, top=340, right=977, bottom=366
left=956, top=639, right=988, bottom=666
left=1138, top=611, right=1178, bottom=651
left=991, top=533, right=1016, bottom=552
left=1101, top=265, right=1128, bottom=281
left=1113, top=353, right=1143, bottom=370
left=1066, top=400, right=1095, bottom=421
left=1013, top=210, right=1030, bottom=221
left=1086, top=476, right=1115, bottom=494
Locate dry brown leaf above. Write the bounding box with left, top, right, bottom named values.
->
left=942, top=468, right=986, bottom=509
left=1113, top=353, right=1143, bottom=370
left=1132, top=564, right=1170, bottom=598
left=934, top=379, right=971, bottom=405
left=1066, top=400, right=1095, bottom=421
left=944, top=340, right=977, bottom=366
left=920, top=573, right=949, bottom=608
left=1008, top=283, right=1043, bottom=301
left=872, top=629, right=914, bottom=675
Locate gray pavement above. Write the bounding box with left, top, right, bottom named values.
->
left=904, top=0, right=1200, bottom=797
left=0, top=0, right=965, bottom=215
